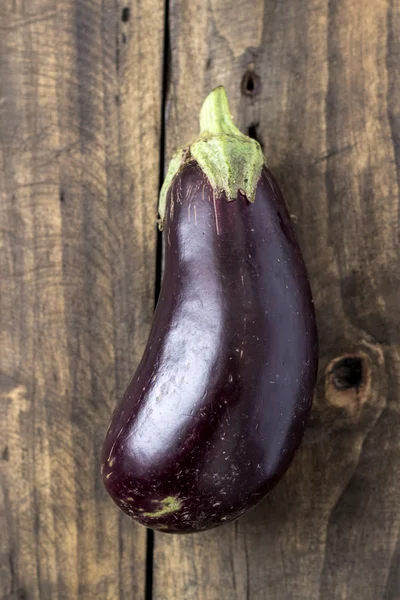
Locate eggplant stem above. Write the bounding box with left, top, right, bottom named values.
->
left=199, top=86, right=242, bottom=138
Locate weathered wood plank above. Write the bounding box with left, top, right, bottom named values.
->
left=0, top=1, right=164, bottom=598
left=153, top=0, right=400, bottom=598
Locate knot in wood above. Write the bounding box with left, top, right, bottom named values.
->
left=325, top=354, right=371, bottom=420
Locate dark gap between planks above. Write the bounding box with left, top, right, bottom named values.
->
left=146, top=0, right=171, bottom=598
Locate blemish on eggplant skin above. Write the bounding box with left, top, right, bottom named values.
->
left=142, top=496, right=182, bottom=518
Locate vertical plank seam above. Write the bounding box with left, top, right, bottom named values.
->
left=154, top=0, right=171, bottom=304
left=146, top=0, right=170, bottom=598
left=386, top=0, right=400, bottom=202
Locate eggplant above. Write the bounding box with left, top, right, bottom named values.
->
left=101, top=87, right=318, bottom=533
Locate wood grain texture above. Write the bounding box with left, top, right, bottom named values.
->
left=153, top=0, right=400, bottom=599
left=0, top=1, right=164, bottom=598
left=1, top=0, right=400, bottom=599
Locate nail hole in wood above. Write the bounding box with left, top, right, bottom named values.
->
left=330, top=356, right=363, bottom=391
left=248, top=122, right=263, bottom=149
left=241, top=71, right=261, bottom=97
left=248, top=123, right=259, bottom=141
left=122, top=7, right=130, bottom=22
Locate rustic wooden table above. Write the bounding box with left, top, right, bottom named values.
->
left=1, top=1, right=399, bottom=599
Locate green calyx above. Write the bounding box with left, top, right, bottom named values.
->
left=158, top=86, right=264, bottom=228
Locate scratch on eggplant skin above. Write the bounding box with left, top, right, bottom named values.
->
left=142, top=496, right=182, bottom=518
left=177, top=177, right=183, bottom=204
left=107, top=425, right=125, bottom=463
left=212, top=189, right=220, bottom=234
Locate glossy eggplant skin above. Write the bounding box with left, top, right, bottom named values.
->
left=102, top=162, right=318, bottom=533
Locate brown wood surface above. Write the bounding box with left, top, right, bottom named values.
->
left=0, top=1, right=164, bottom=598
left=1, top=1, right=399, bottom=599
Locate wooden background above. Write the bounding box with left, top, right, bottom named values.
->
left=1, top=0, right=399, bottom=598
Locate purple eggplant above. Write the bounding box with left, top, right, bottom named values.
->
left=101, top=87, right=318, bottom=533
